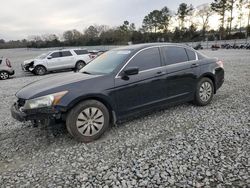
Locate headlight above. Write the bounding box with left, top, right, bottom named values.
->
left=23, top=91, right=68, bottom=110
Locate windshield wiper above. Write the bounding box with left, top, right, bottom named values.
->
left=82, top=71, right=92, bottom=75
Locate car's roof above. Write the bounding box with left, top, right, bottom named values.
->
left=113, top=43, right=194, bottom=52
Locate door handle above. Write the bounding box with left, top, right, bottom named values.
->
left=190, top=63, right=199, bottom=68
left=155, top=71, right=166, bottom=77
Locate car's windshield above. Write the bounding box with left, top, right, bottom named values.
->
left=36, top=52, right=51, bottom=59
left=80, top=50, right=132, bottom=74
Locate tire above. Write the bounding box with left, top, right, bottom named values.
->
left=193, top=77, right=214, bottom=106
left=34, top=65, right=47, bottom=75
left=75, top=61, right=86, bottom=71
left=66, top=100, right=110, bottom=142
left=0, top=71, right=10, bottom=80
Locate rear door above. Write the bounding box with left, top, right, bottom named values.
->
left=161, top=46, right=199, bottom=102
left=114, top=47, right=166, bottom=116
left=61, top=50, right=75, bottom=68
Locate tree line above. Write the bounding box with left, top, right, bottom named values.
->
left=1, top=0, right=250, bottom=49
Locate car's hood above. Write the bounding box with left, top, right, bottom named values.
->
left=23, top=59, right=35, bottom=65
left=16, top=72, right=101, bottom=99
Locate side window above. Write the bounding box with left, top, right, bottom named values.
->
left=50, top=52, right=60, bottom=58
left=127, top=48, right=161, bottom=71
left=163, top=47, right=188, bottom=65
left=74, top=50, right=88, bottom=55
left=185, top=48, right=196, bottom=61
left=0, top=59, right=2, bottom=64
left=62, top=51, right=72, bottom=57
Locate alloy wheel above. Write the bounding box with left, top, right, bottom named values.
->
left=36, top=67, right=46, bottom=75
left=76, top=107, right=104, bottom=136
left=0, top=72, right=9, bottom=80
left=77, top=62, right=85, bottom=70
left=199, top=81, right=212, bottom=102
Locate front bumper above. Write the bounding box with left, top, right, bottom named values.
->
left=21, top=64, right=34, bottom=72
left=11, top=103, right=61, bottom=122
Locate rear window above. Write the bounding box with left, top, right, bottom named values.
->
left=163, top=46, right=188, bottom=65
left=185, top=48, right=196, bottom=61
left=62, top=51, right=72, bottom=57
left=74, top=50, right=88, bottom=55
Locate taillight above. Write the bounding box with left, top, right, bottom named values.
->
left=216, top=60, right=224, bottom=68
left=6, top=58, right=11, bottom=67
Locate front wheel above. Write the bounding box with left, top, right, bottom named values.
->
left=34, top=65, right=47, bottom=75
left=66, top=100, right=110, bottom=142
left=193, top=77, right=214, bottom=106
left=0, top=71, right=9, bottom=80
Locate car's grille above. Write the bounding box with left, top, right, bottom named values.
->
left=17, top=98, right=26, bottom=108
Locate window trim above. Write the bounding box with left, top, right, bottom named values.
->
left=115, top=45, right=198, bottom=79
left=115, top=46, right=163, bottom=78
left=185, top=48, right=198, bottom=61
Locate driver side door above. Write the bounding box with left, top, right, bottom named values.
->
left=113, top=47, right=166, bottom=118
left=47, top=51, right=62, bottom=70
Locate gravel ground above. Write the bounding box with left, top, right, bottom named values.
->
left=0, top=49, right=249, bottom=187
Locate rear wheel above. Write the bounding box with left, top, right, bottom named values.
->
left=34, top=65, right=47, bottom=75
left=75, top=61, right=86, bottom=71
left=0, top=71, right=9, bottom=80
left=193, top=77, right=214, bottom=106
left=66, top=100, right=110, bottom=142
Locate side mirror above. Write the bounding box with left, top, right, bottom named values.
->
left=121, top=67, right=139, bottom=80
left=47, top=56, right=52, bottom=59
left=123, top=67, right=139, bottom=76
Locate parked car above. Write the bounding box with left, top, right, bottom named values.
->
left=88, top=50, right=107, bottom=59
left=0, top=57, right=15, bottom=80
left=193, top=43, right=203, bottom=50
left=21, top=49, right=92, bottom=75
left=11, top=43, right=224, bottom=142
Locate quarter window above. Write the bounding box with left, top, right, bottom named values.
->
left=127, top=48, right=161, bottom=71
left=62, top=51, right=72, bottom=57
left=163, top=47, right=188, bottom=65
left=74, top=50, right=88, bottom=55
left=185, top=49, right=196, bottom=61
left=50, top=52, right=61, bottom=58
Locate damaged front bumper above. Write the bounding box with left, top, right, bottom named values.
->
left=11, top=103, right=61, bottom=122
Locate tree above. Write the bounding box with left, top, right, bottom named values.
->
left=63, top=30, right=74, bottom=43
left=196, top=4, right=213, bottom=40
left=227, top=0, right=237, bottom=35
left=160, top=6, right=172, bottom=32
left=246, top=0, right=250, bottom=37
left=142, top=8, right=171, bottom=33
left=84, top=26, right=99, bottom=38
left=211, top=0, right=227, bottom=39
left=143, top=10, right=163, bottom=33
left=177, top=3, right=193, bottom=30
left=0, top=39, right=5, bottom=44
left=236, top=0, right=244, bottom=32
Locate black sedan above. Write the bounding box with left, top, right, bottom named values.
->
left=11, top=43, right=224, bottom=142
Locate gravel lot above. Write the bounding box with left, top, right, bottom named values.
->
left=0, top=49, right=249, bottom=187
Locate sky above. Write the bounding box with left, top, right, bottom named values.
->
left=0, top=0, right=214, bottom=40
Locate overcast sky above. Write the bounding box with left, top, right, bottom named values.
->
left=0, top=0, right=213, bottom=40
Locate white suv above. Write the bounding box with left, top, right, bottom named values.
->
left=22, top=49, right=92, bottom=75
